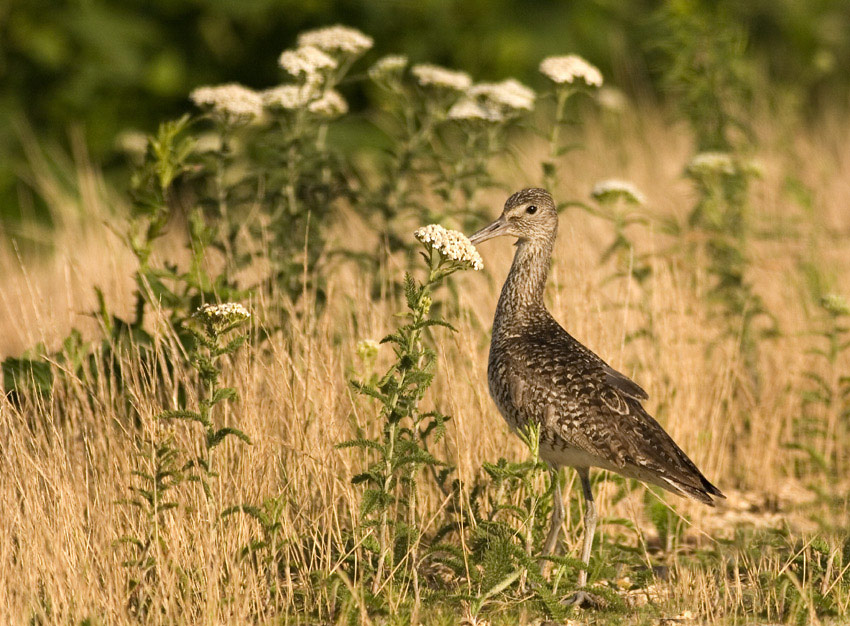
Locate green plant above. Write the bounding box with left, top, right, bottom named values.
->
left=789, top=290, right=850, bottom=479
left=117, top=430, right=189, bottom=619
left=366, top=61, right=534, bottom=258
left=165, top=303, right=253, bottom=492
left=539, top=55, right=603, bottom=208
left=455, top=423, right=575, bottom=619
left=656, top=2, right=776, bottom=382
left=339, top=224, right=482, bottom=616
left=117, top=302, right=252, bottom=615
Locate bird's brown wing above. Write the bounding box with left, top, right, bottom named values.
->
left=502, top=328, right=723, bottom=505
left=607, top=398, right=725, bottom=504
left=602, top=363, right=648, bottom=400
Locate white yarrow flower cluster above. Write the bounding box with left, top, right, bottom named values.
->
left=452, top=78, right=536, bottom=122
left=539, top=55, right=603, bottom=87
left=262, top=84, right=318, bottom=110
left=115, top=130, right=149, bottom=157
left=687, top=152, right=736, bottom=177
left=193, top=133, right=223, bottom=154
left=469, top=79, right=535, bottom=112
left=822, top=293, right=850, bottom=317
left=591, top=179, right=646, bottom=206
left=597, top=86, right=627, bottom=112
left=307, top=89, right=348, bottom=117
left=356, top=339, right=381, bottom=361
left=411, top=64, right=472, bottom=91
left=369, top=55, right=408, bottom=81
left=279, top=45, right=338, bottom=77
left=297, top=25, right=373, bottom=55
left=414, top=224, right=483, bottom=270
left=195, top=302, right=252, bottom=335
left=190, top=84, right=264, bottom=122
left=448, top=98, right=500, bottom=122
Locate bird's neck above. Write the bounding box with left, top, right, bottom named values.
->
left=494, top=237, right=553, bottom=331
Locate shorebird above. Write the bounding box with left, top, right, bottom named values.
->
left=468, top=188, right=724, bottom=596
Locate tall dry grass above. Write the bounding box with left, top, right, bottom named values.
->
left=1, top=104, right=848, bottom=623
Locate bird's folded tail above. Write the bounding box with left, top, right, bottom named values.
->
left=659, top=472, right=725, bottom=507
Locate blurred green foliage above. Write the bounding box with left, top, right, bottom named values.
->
left=2, top=0, right=849, bottom=226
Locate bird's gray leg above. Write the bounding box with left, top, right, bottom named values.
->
left=576, top=466, right=596, bottom=588
left=562, top=467, right=602, bottom=608
left=542, top=467, right=564, bottom=557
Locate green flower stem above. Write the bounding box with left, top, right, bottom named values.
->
left=216, top=125, right=232, bottom=221
left=386, top=98, right=434, bottom=224
left=544, top=86, right=572, bottom=193
left=372, top=254, right=441, bottom=591
left=284, top=118, right=301, bottom=217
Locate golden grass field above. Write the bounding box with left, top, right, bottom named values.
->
left=1, top=105, right=849, bottom=624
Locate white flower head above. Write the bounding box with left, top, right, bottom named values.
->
left=297, top=25, right=373, bottom=56
left=193, top=132, right=223, bottom=154
left=262, top=84, right=318, bottom=110
left=687, top=152, right=736, bottom=177
left=591, top=179, right=646, bottom=206
left=469, top=79, right=535, bottom=112
left=597, top=86, right=627, bottom=112
left=539, top=55, right=603, bottom=87
left=115, top=130, right=149, bottom=157
left=414, top=224, right=483, bottom=271
left=369, top=55, right=408, bottom=82
left=356, top=339, right=380, bottom=361
left=190, top=84, right=264, bottom=122
left=411, top=64, right=472, bottom=91
left=821, top=293, right=849, bottom=317
left=447, top=98, right=502, bottom=123
left=194, top=302, right=251, bottom=335
left=279, top=45, right=338, bottom=78
left=307, top=89, right=348, bottom=117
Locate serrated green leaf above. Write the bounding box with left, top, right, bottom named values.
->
left=157, top=409, right=207, bottom=425
left=211, top=387, right=238, bottom=405
left=335, top=438, right=386, bottom=453
left=207, top=426, right=252, bottom=448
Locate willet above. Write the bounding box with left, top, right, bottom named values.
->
left=468, top=188, right=724, bottom=600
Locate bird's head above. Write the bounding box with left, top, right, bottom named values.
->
left=468, top=188, right=557, bottom=246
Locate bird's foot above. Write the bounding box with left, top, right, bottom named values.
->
left=562, top=589, right=607, bottom=609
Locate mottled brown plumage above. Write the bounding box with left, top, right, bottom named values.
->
left=469, top=187, right=723, bottom=591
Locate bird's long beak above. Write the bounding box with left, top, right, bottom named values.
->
left=469, top=216, right=509, bottom=245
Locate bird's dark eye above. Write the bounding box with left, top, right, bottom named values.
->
left=526, top=205, right=537, bottom=214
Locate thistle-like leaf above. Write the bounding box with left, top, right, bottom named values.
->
left=207, top=426, right=252, bottom=448
left=157, top=409, right=208, bottom=426
left=211, top=387, right=238, bottom=405
left=361, top=488, right=392, bottom=518
left=403, top=272, right=419, bottom=310
left=335, top=438, right=386, bottom=453
left=220, top=334, right=248, bottom=355
left=412, top=319, right=457, bottom=333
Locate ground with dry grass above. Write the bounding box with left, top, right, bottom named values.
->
left=1, top=106, right=849, bottom=624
